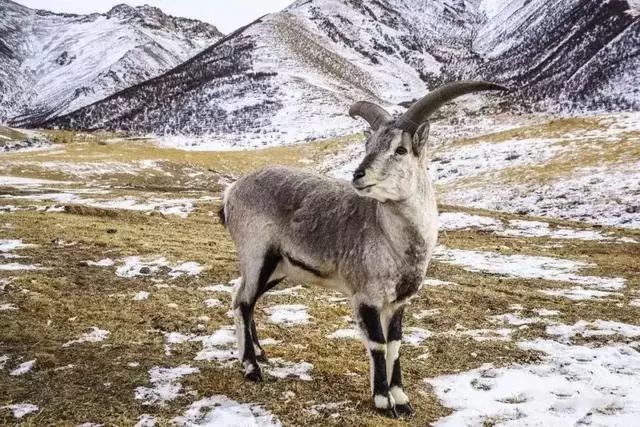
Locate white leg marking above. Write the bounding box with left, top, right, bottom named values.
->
left=374, top=393, right=395, bottom=409
left=386, top=340, right=401, bottom=382
left=390, top=386, right=409, bottom=405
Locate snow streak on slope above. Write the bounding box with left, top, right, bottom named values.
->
left=476, top=0, right=640, bottom=110
left=45, top=0, right=487, bottom=147
left=0, top=0, right=222, bottom=125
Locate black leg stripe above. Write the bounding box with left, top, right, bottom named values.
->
left=390, top=358, right=403, bottom=388
left=371, top=350, right=389, bottom=396
left=359, top=304, right=386, bottom=344
left=387, top=307, right=404, bottom=342
left=239, top=303, right=257, bottom=363
left=257, top=247, right=282, bottom=294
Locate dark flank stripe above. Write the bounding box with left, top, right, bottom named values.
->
left=285, top=253, right=328, bottom=278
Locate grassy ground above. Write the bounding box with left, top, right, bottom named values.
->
left=1, top=125, right=639, bottom=426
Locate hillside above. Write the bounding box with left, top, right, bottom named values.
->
left=41, top=0, right=639, bottom=147
left=0, top=0, right=222, bottom=126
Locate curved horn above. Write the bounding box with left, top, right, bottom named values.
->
left=349, top=101, right=392, bottom=130
left=396, top=80, right=509, bottom=134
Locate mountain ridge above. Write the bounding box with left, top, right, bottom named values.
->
left=8, top=0, right=640, bottom=148
left=0, top=0, right=223, bottom=125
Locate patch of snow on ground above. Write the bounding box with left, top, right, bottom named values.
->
left=540, top=287, right=622, bottom=301
left=327, top=328, right=360, bottom=340
left=498, top=220, right=611, bottom=241
left=10, top=359, right=36, bottom=376
left=193, top=327, right=237, bottom=362
left=0, top=176, right=73, bottom=187
left=134, top=414, right=157, bottom=427
left=201, top=283, right=235, bottom=293
left=547, top=320, right=640, bottom=342
left=173, top=395, right=281, bottom=427
left=135, top=365, right=200, bottom=406
left=439, top=212, right=503, bottom=231
left=267, top=359, right=313, bottom=381
left=133, top=291, right=150, bottom=301
left=116, top=257, right=203, bottom=279
left=0, top=303, right=18, bottom=311
left=434, top=246, right=625, bottom=290
left=0, top=239, right=35, bottom=252
left=63, top=327, right=109, bottom=347
left=461, top=328, right=513, bottom=342
left=428, top=339, right=640, bottom=426
left=445, top=162, right=640, bottom=229
left=2, top=403, right=39, bottom=419
left=404, top=327, right=433, bottom=346
left=265, top=304, right=310, bottom=326
left=203, top=298, right=221, bottom=308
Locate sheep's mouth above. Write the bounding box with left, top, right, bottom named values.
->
left=353, top=183, right=376, bottom=191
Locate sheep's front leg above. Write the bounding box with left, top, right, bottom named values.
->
left=386, top=306, right=413, bottom=417
left=356, top=304, right=397, bottom=417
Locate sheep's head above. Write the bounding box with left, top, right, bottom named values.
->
left=349, top=81, right=508, bottom=202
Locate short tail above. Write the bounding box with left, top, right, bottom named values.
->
left=218, top=182, right=235, bottom=227
left=218, top=205, right=227, bottom=226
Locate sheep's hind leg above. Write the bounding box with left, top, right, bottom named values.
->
left=386, top=306, right=413, bottom=417
left=233, top=248, right=283, bottom=381
left=356, top=303, right=397, bottom=418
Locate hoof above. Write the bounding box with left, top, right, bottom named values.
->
left=376, top=406, right=398, bottom=419
left=244, top=367, right=263, bottom=382
left=395, top=403, right=414, bottom=418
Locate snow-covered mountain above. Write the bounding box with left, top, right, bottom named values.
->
left=476, top=0, right=640, bottom=111
left=43, top=0, right=489, bottom=148
left=0, top=0, right=222, bottom=126
left=42, top=0, right=640, bottom=147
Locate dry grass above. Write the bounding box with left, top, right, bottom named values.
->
left=1, top=126, right=639, bottom=425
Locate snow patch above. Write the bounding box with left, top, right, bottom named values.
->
left=85, top=258, right=115, bottom=267
left=434, top=246, right=625, bottom=290
left=404, top=327, right=434, bottom=346
left=133, top=291, right=150, bottom=301
left=439, top=212, right=503, bottom=231
left=63, top=327, right=109, bottom=347
left=2, top=403, right=39, bottom=419
left=267, top=359, right=313, bottom=381
left=10, top=359, right=36, bottom=376
left=265, top=304, right=310, bottom=326
left=327, top=328, right=360, bottom=340
left=193, top=327, right=237, bottom=362
left=173, top=395, right=281, bottom=426
left=428, top=339, right=640, bottom=426
left=135, top=365, right=200, bottom=406
left=547, top=320, right=640, bottom=342
left=116, top=257, right=203, bottom=279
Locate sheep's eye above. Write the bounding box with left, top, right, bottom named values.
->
left=395, top=146, right=408, bottom=155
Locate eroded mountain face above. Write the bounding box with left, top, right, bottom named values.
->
left=0, top=0, right=222, bottom=125
left=6, top=0, right=640, bottom=146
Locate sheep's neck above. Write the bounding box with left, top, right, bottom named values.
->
left=378, top=175, right=438, bottom=252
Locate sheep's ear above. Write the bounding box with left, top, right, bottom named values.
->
left=411, top=122, right=430, bottom=155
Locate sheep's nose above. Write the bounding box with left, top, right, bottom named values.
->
left=353, top=169, right=366, bottom=180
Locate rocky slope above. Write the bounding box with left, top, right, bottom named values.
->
left=476, top=0, right=640, bottom=111
left=40, top=0, right=640, bottom=147
left=0, top=0, right=222, bottom=126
